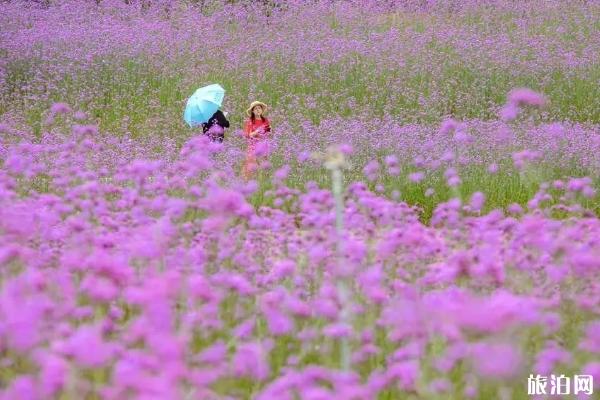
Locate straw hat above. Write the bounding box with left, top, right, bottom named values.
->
left=246, top=101, right=268, bottom=117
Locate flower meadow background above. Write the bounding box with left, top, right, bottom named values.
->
left=1, top=0, right=600, bottom=399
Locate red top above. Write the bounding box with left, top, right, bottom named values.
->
left=243, top=117, right=271, bottom=140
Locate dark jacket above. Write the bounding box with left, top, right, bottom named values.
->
left=202, top=110, right=230, bottom=134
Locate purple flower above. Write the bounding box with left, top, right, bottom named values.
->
left=38, top=354, right=69, bottom=397
left=232, top=341, right=271, bottom=381
left=234, top=319, right=256, bottom=339
left=2, top=375, right=38, bottom=400
left=343, top=237, right=367, bottom=263
left=266, top=311, right=294, bottom=336
left=201, top=188, right=253, bottom=218
left=429, top=378, right=452, bottom=394
left=581, top=362, right=600, bottom=390
left=254, top=141, right=271, bottom=157
left=50, top=102, right=71, bottom=115
left=386, top=360, right=419, bottom=391
left=408, top=172, right=424, bottom=183
left=273, top=167, right=292, bottom=184
left=198, top=341, right=228, bottom=364
left=499, top=104, right=519, bottom=121
left=63, top=326, right=115, bottom=368
left=363, top=160, right=379, bottom=181
left=533, top=342, right=572, bottom=375
left=339, top=144, right=353, bottom=155
left=469, top=342, right=523, bottom=379
left=580, top=321, right=600, bottom=353
left=508, top=88, right=547, bottom=107
left=487, top=163, right=499, bottom=174
left=447, top=175, right=461, bottom=187
left=384, top=154, right=398, bottom=168
left=582, top=186, right=596, bottom=198
left=567, top=178, right=587, bottom=192
left=439, top=118, right=458, bottom=135
left=469, top=192, right=486, bottom=212
left=297, top=151, right=311, bottom=162
left=74, top=110, right=87, bottom=120
left=271, top=259, right=296, bottom=280
left=80, top=275, right=118, bottom=302
left=508, top=203, right=523, bottom=214
left=323, top=323, right=352, bottom=338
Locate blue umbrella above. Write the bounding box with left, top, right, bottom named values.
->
left=183, top=84, right=225, bottom=128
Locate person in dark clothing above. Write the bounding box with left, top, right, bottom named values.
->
left=202, top=109, right=230, bottom=142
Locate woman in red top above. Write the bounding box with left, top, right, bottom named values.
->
left=242, top=101, right=271, bottom=180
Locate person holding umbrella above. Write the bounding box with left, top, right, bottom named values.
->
left=242, top=100, right=271, bottom=179
left=183, top=84, right=229, bottom=142
left=202, top=109, right=230, bottom=143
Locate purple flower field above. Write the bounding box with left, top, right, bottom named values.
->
left=1, top=1, right=600, bottom=399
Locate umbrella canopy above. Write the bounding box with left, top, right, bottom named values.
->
left=183, top=84, right=225, bottom=128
